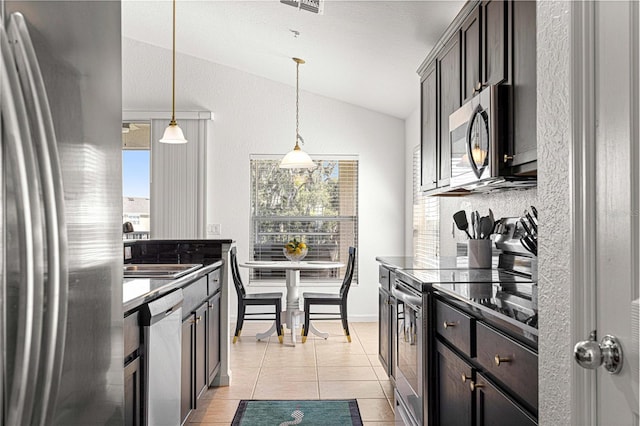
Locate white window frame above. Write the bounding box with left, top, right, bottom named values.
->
left=249, top=154, right=359, bottom=286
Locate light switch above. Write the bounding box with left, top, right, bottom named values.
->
left=207, top=223, right=221, bottom=235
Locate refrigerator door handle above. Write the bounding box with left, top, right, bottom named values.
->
left=1, top=21, right=45, bottom=426
left=8, top=13, right=69, bottom=426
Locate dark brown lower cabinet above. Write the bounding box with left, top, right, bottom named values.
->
left=473, top=372, right=537, bottom=426
left=181, top=317, right=193, bottom=424
left=179, top=269, right=223, bottom=423
left=378, top=287, right=392, bottom=376
left=207, top=292, right=222, bottom=384
left=181, top=295, right=220, bottom=422
left=194, top=303, right=208, bottom=402
left=433, top=296, right=538, bottom=425
left=124, top=356, right=142, bottom=426
left=435, top=341, right=473, bottom=426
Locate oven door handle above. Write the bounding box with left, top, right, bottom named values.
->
left=392, top=282, right=423, bottom=310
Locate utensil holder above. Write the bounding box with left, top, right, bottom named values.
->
left=468, top=239, right=492, bottom=269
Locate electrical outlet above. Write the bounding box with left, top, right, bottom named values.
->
left=207, top=223, right=221, bottom=235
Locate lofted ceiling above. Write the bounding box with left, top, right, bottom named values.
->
left=122, top=0, right=465, bottom=119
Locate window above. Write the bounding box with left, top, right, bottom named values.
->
left=250, top=155, right=358, bottom=283
left=122, top=121, right=151, bottom=240
left=413, top=146, right=439, bottom=260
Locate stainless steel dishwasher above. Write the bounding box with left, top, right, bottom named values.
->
left=140, top=289, right=184, bottom=426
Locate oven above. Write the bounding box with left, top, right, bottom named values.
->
left=392, top=276, right=426, bottom=426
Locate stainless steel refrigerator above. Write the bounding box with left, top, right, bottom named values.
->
left=1, top=1, right=123, bottom=424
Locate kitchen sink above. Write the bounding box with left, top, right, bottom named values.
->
left=123, top=263, right=203, bottom=279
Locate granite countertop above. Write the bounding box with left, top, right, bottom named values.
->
left=376, top=256, right=468, bottom=270
left=377, top=255, right=503, bottom=274
left=123, top=260, right=223, bottom=314
left=378, top=255, right=537, bottom=345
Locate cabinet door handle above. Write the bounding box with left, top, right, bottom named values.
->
left=443, top=321, right=457, bottom=329
left=208, top=303, right=214, bottom=308
left=494, top=354, right=511, bottom=366
left=461, top=373, right=471, bottom=384
left=504, top=154, right=514, bottom=163
left=190, top=316, right=202, bottom=324
left=470, top=381, right=484, bottom=392
left=473, top=81, right=487, bottom=94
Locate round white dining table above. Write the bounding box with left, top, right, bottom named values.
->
left=239, top=260, right=344, bottom=346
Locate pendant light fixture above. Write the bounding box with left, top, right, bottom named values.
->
left=280, top=57, right=314, bottom=169
left=159, top=0, right=187, bottom=144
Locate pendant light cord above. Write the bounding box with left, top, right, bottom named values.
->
left=171, top=0, right=176, bottom=124
left=295, top=59, right=300, bottom=147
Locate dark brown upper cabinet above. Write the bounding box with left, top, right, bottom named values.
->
left=437, top=34, right=461, bottom=187
left=420, top=63, right=438, bottom=192
left=483, top=0, right=508, bottom=86
left=417, top=0, right=536, bottom=194
left=461, top=7, right=481, bottom=103
left=462, top=0, right=508, bottom=103
left=509, top=0, right=537, bottom=173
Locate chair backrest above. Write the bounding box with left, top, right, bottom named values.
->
left=339, top=246, right=356, bottom=299
left=229, top=247, right=246, bottom=298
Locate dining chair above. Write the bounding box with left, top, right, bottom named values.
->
left=230, top=247, right=284, bottom=343
left=301, top=246, right=356, bottom=343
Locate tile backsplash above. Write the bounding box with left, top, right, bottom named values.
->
left=438, top=187, right=538, bottom=257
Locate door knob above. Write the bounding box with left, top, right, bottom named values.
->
left=574, top=331, right=623, bottom=374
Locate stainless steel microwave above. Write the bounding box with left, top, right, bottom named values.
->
left=449, top=85, right=505, bottom=189
left=449, top=85, right=535, bottom=191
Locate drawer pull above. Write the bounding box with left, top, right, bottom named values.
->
left=443, top=321, right=457, bottom=329
left=494, top=354, right=512, bottom=366
left=461, top=373, right=471, bottom=384
left=470, top=381, right=484, bottom=392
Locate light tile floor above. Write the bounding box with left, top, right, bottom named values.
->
left=189, top=321, right=398, bottom=425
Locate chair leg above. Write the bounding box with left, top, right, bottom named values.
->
left=233, top=304, right=245, bottom=344
left=341, top=302, right=351, bottom=343
left=302, top=301, right=310, bottom=343
left=275, top=300, right=284, bottom=344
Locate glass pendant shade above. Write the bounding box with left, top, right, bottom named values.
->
left=159, top=121, right=187, bottom=144
left=159, top=0, right=187, bottom=144
left=280, top=144, right=314, bottom=169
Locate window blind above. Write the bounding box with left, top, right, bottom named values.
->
left=249, top=155, right=358, bottom=283
left=413, top=146, right=439, bottom=261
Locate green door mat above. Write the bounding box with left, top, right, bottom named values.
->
left=231, top=399, right=363, bottom=426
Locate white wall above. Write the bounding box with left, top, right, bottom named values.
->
left=123, top=38, right=406, bottom=321
left=404, top=107, right=420, bottom=255
left=536, top=1, right=572, bottom=424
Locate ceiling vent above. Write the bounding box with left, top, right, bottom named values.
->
left=281, top=0, right=323, bottom=14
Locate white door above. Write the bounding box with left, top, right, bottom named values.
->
left=574, top=1, right=640, bottom=423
